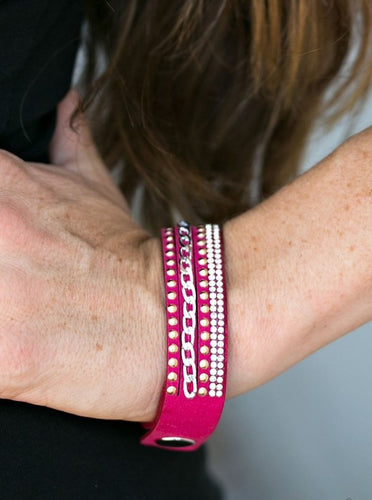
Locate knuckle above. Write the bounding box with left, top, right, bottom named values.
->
left=0, top=202, right=29, bottom=249
left=0, top=149, right=25, bottom=177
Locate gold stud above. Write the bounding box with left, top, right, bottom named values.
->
left=200, top=318, right=209, bottom=327
left=200, top=292, right=209, bottom=301
left=167, top=386, right=177, bottom=395
left=200, top=345, right=209, bottom=355
left=167, top=291, right=177, bottom=300
left=200, top=373, right=209, bottom=383
left=199, top=248, right=207, bottom=256
left=167, top=305, right=177, bottom=314
left=200, top=280, right=208, bottom=288
left=168, top=317, right=178, bottom=326
left=169, top=344, right=178, bottom=353
left=167, top=269, right=176, bottom=277
left=166, top=243, right=174, bottom=250
left=197, top=240, right=205, bottom=247
left=169, top=330, right=178, bottom=339
left=200, top=359, right=209, bottom=369
left=198, top=387, right=207, bottom=397
left=168, top=280, right=176, bottom=287
left=201, top=305, right=209, bottom=313
left=201, top=331, right=210, bottom=341
left=166, top=251, right=174, bottom=257
left=167, top=259, right=175, bottom=266
left=169, top=358, right=178, bottom=367
left=168, top=372, right=178, bottom=381
left=198, top=258, right=207, bottom=266
left=200, top=269, right=208, bottom=277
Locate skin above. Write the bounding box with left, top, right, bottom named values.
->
left=0, top=90, right=370, bottom=423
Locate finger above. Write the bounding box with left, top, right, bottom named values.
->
left=49, top=89, right=130, bottom=210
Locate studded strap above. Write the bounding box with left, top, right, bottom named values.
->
left=140, top=222, right=228, bottom=451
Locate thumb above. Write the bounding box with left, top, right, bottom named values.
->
left=49, top=89, right=130, bottom=210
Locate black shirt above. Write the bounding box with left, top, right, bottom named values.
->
left=0, top=1, right=223, bottom=498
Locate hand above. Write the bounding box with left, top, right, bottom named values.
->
left=0, top=90, right=165, bottom=422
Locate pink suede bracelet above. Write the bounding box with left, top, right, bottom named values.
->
left=140, top=222, right=228, bottom=451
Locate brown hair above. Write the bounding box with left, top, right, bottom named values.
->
left=79, top=0, right=372, bottom=234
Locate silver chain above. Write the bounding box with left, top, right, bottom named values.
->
left=177, top=222, right=198, bottom=399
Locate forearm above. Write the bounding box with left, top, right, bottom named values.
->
left=224, top=130, right=372, bottom=399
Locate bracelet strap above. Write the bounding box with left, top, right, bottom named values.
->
left=140, top=222, right=228, bottom=452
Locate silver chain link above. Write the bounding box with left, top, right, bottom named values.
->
left=177, top=222, right=198, bottom=399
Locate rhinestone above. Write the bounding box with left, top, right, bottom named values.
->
left=210, top=333, right=217, bottom=340
left=216, top=383, right=223, bottom=391
left=209, top=286, right=216, bottom=292
left=218, top=341, right=224, bottom=348
left=218, top=320, right=225, bottom=326
left=210, top=319, right=217, bottom=326
left=218, top=327, right=225, bottom=333
left=217, top=306, right=224, bottom=313
left=199, top=373, right=209, bottom=383
left=168, top=372, right=177, bottom=381
left=217, top=369, right=224, bottom=376
left=169, top=358, right=178, bottom=367
left=167, top=386, right=176, bottom=395
left=209, top=390, right=216, bottom=397
left=167, top=291, right=177, bottom=300
left=217, top=293, right=224, bottom=299
left=218, top=334, right=224, bottom=340
left=200, top=359, right=209, bottom=369
left=211, top=354, right=217, bottom=361
left=210, top=383, right=216, bottom=390
left=169, top=344, right=178, bottom=353
left=167, top=305, right=177, bottom=313
left=211, top=340, right=217, bottom=348
left=217, top=355, right=224, bottom=362
left=217, top=362, right=224, bottom=369
left=200, top=280, right=208, bottom=288
left=217, top=287, right=223, bottom=293
left=198, top=387, right=207, bottom=397
left=216, top=390, right=223, bottom=397
left=217, top=376, right=223, bottom=384
left=201, top=331, right=210, bottom=341
left=218, top=348, right=224, bottom=355
left=210, top=299, right=217, bottom=307
left=169, top=330, right=178, bottom=339
left=168, top=280, right=176, bottom=288
left=210, top=292, right=217, bottom=299
left=168, top=317, right=178, bottom=326
left=211, top=347, right=217, bottom=354
left=200, top=291, right=209, bottom=300
left=210, top=326, right=217, bottom=334
left=210, top=368, right=217, bottom=376
left=200, top=345, right=209, bottom=355
left=200, top=318, right=209, bottom=327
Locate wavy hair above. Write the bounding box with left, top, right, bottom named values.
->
left=78, top=0, right=372, bottom=233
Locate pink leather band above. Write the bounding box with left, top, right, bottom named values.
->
left=140, top=222, right=228, bottom=451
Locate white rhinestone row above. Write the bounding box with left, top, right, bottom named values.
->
left=205, top=224, right=225, bottom=398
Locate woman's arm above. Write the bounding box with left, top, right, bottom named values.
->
left=0, top=90, right=370, bottom=423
